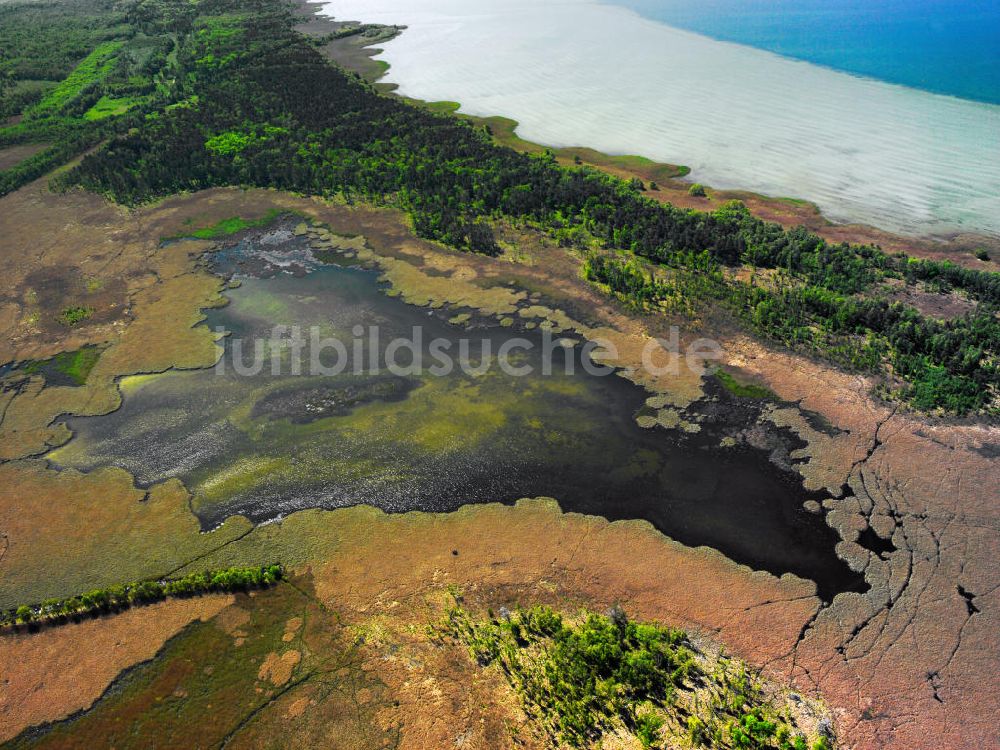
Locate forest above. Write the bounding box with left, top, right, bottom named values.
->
left=444, top=602, right=833, bottom=749
left=1, top=0, right=996, bottom=414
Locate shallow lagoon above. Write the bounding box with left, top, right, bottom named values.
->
left=52, top=230, right=865, bottom=599
left=326, top=0, right=1000, bottom=239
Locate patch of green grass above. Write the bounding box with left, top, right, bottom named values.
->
left=57, top=306, right=94, bottom=327
left=422, top=100, right=461, bottom=114
left=33, top=41, right=123, bottom=114
left=714, top=369, right=777, bottom=400
left=776, top=196, right=811, bottom=207
left=83, top=94, right=142, bottom=121
left=164, top=209, right=286, bottom=240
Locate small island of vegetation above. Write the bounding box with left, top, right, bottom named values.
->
left=0, top=565, right=284, bottom=630
left=444, top=601, right=835, bottom=749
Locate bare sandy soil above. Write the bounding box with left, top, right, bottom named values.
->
left=0, top=144, right=49, bottom=172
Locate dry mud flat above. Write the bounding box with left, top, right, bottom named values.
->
left=0, top=184, right=997, bottom=748
left=731, top=345, right=1000, bottom=749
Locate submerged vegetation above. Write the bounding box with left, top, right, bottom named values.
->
left=443, top=602, right=834, bottom=749
left=1, top=0, right=996, bottom=413
left=0, top=565, right=283, bottom=630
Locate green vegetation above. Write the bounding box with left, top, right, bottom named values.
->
left=21, top=345, right=104, bottom=385
left=0, top=0, right=127, bottom=85
left=4, top=573, right=394, bottom=750
left=57, top=305, right=94, bottom=326
left=714, top=368, right=777, bottom=400
left=444, top=602, right=831, bottom=749
left=204, top=129, right=251, bottom=155
left=83, top=94, right=143, bottom=120
left=974, top=248, right=990, bottom=262
left=3, top=0, right=995, bottom=414
left=689, top=182, right=707, bottom=197
left=0, top=564, right=283, bottom=629
left=0, top=0, right=176, bottom=194
left=164, top=208, right=287, bottom=240
left=584, top=249, right=997, bottom=414
left=33, top=41, right=122, bottom=114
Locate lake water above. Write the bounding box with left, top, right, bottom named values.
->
left=50, top=225, right=865, bottom=600
left=616, top=0, right=1000, bottom=105
left=325, top=0, right=1000, bottom=239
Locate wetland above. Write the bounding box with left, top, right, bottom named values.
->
left=49, top=221, right=864, bottom=601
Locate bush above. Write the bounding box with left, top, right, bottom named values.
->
left=635, top=711, right=665, bottom=748
left=58, top=306, right=94, bottom=326
left=688, top=183, right=707, bottom=197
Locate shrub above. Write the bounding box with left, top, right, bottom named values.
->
left=635, top=711, right=665, bottom=748
left=58, top=306, right=94, bottom=326
left=688, top=183, right=707, bottom=197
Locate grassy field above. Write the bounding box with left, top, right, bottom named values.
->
left=83, top=94, right=143, bottom=121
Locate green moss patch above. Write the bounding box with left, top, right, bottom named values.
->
left=164, top=208, right=286, bottom=240
left=714, top=369, right=777, bottom=400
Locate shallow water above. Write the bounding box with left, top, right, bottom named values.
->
left=325, top=0, right=1000, bottom=239
left=51, top=230, right=866, bottom=599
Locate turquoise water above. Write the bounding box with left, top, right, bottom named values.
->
left=616, top=0, right=1000, bottom=104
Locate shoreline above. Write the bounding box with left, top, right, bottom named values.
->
left=303, top=0, right=1000, bottom=267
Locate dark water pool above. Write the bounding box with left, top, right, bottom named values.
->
left=53, top=228, right=865, bottom=600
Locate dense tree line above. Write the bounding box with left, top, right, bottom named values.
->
left=64, top=0, right=995, bottom=297
left=586, top=252, right=997, bottom=413
left=1, top=564, right=283, bottom=629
